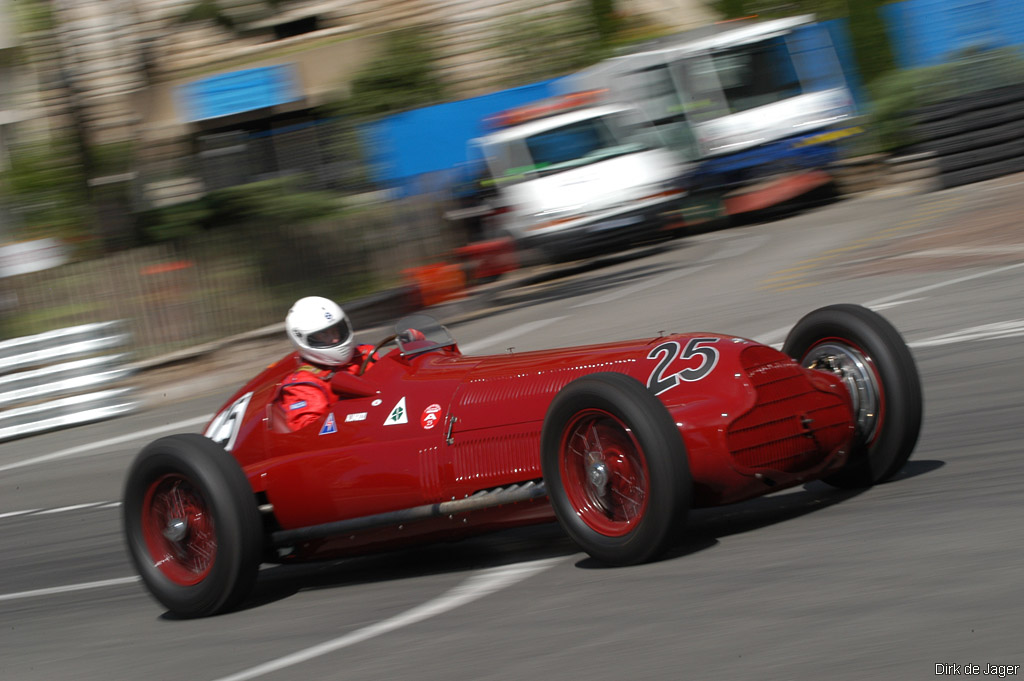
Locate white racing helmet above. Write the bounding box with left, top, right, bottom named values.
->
left=285, top=296, right=355, bottom=366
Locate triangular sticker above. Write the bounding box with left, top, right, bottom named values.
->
left=319, top=412, right=338, bottom=435
left=384, top=397, right=408, bottom=425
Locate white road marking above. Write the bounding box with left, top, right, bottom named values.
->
left=0, top=501, right=120, bottom=521
left=35, top=502, right=108, bottom=515
left=459, top=317, right=565, bottom=354
left=0, top=576, right=139, bottom=603
left=0, top=509, right=41, bottom=520
left=869, top=298, right=926, bottom=311
left=758, top=262, right=1024, bottom=347
left=212, top=557, right=564, bottom=681
left=865, top=262, right=1024, bottom=307
left=571, top=266, right=708, bottom=308
left=909, top=320, right=1024, bottom=348
left=896, top=246, right=1024, bottom=257
left=0, top=415, right=210, bottom=473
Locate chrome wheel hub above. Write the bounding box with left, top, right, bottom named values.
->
left=163, top=517, right=188, bottom=542
left=804, top=342, right=880, bottom=442
left=588, top=462, right=608, bottom=490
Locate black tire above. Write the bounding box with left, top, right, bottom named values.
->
left=913, top=84, right=1024, bottom=125
left=938, top=138, right=1024, bottom=174
left=123, top=433, right=263, bottom=617
left=939, top=155, right=1024, bottom=189
left=916, top=102, right=1024, bottom=142
left=541, top=372, right=690, bottom=565
left=783, top=305, right=923, bottom=489
left=924, top=120, right=1024, bottom=157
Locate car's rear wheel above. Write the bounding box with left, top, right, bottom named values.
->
left=783, top=304, right=923, bottom=489
left=541, top=372, right=690, bottom=565
left=123, top=433, right=262, bottom=617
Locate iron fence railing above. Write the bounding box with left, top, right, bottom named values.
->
left=1, top=186, right=462, bottom=361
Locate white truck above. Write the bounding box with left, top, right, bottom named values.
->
left=457, top=92, right=688, bottom=262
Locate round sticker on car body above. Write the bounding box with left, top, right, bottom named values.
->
left=421, top=403, right=442, bottom=429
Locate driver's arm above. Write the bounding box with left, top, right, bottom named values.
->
left=280, top=382, right=331, bottom=430
left=345, top=343, right=381, bottom=375
left=398, top=328, right=426, bottom=343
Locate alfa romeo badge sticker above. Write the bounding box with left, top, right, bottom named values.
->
left=384, top=397, right=408, bottom=425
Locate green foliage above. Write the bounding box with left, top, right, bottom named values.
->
left=180, top=0, right=236, bottom=29
left=340, top=29, right=448, bottom=121
left=710, top=0, right=894, bottom=85
left=12, top=0, right=56, bottom=34
left=89, top=141, right=136, bottom=177
left=138, top=200, right=212, bottom=243
left=1, top=137, right=90, bottom=244
left=136, top=177, right=342, bottom=244
left=321, top=28, right=447, bottom=189
left=863, top=64, right=950, bottom=153
left=589, top=0, right=621, bottom=44
left=204, top=178, right=342, bottom=227
left=845, top=0, right=895, bottom=85
left=493, top=1, right=607, bottom=88
left=865, top=46, right=1024, bottom=153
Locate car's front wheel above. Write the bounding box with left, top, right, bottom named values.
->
left=123, top=433, right=263, bottom=617
left=541, top=372, right=690, bottom=565
left=783, top=304, right=923, bottom=489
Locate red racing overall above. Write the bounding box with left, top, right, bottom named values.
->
left=278, top=344, right=376, bottom=431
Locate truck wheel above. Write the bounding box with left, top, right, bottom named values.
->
left=541, top=372, right=690, bottom=565
left=783, top=304, right=923, bottom=489
left=123, top=434, right=263, bottom=617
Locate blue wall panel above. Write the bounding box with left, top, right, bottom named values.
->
left=884, top=0, right=1024, bottom=68
left=362, top=79, right=563, bottom=193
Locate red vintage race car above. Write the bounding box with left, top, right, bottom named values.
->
left=123, top=304, right=922, bottom=617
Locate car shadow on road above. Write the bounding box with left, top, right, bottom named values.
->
left=205, top=459, right=945, bottom=616
left=227, top=522, right=579, bottom=615
left=572, top=458, right=945, bottom=570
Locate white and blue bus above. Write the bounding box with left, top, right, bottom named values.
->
left=559, top=15, right=861, bottom=219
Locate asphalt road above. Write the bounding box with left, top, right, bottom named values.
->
left=2, top=175, right=1023, bottom=680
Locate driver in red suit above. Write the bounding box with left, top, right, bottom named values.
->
left=277, top=296, right=376, bottom=431
left=277, top=296, right=425, bottom=432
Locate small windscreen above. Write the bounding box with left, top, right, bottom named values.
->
left=394, top=314, right=457, bottom=356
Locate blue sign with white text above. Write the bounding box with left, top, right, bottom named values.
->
left=179, top=64, right=300, bottom=122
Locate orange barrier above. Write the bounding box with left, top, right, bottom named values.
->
left=453, top=238, right=519, bottom=283
left=403, top=263, right=468, bottom=308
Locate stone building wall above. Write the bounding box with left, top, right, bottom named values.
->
left=18, top=0, right=719, bottom=175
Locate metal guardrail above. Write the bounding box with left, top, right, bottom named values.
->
left=0, top=321, right=138, bottom=441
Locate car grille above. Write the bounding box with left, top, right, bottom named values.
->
left=727, top=346, right=851, bottom=473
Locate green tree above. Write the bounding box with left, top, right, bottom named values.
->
left=493, top=1, right=607, bottom=88
left=323, top=28, right=448, bottom=189
left=342, top=29, right=448, bottom=120
left=1, top=137, right=91, bottom=246
left=710, top=0, right=895, bottom=85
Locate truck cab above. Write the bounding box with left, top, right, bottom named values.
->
left=463, top=92, right=688, bottom=262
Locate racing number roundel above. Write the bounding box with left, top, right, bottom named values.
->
left=646, top=338, right=720, bottom=395
left=421, top=403, right=442, bottom=430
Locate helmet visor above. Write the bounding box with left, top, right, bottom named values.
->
left=307, top=318, right=353, bottom=348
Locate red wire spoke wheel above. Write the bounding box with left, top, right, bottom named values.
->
left=560, top=409, right=650, bottom=537
left=783, top=304, right=923, bottom=488
left=542, top=372, right=690, bottom=566
left=141, top=474, right=217, bottom=586
left=124, top=434, right=263, bottom=618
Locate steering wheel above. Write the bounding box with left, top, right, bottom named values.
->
left=358, top=334, right=397, bottom=376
